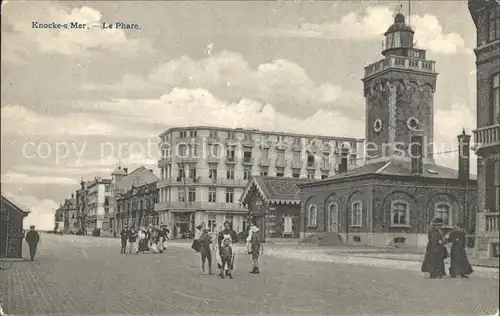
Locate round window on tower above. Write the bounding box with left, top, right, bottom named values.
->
left=407, top=117, right=419, bottom=130
left=373, top=119, right=382, bottom=133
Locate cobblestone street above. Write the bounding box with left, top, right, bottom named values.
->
left=1, top=234, right=498, bottom=315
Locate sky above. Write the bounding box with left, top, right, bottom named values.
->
left=1, top=1, right=477, bottom=230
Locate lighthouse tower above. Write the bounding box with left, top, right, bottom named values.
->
left=362, top=13, right=438, bottom=163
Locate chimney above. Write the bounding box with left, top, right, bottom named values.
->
left=410, top=130, right=424, bottom=175
left=457, top=128, right=471, bottom=180
left=338, top=146, right=349, bottom=173
left=123, top=168, right=128, bottom=174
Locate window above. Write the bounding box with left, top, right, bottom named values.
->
left=292, top=151, right=300, bottom=162
left=244, top=169, right=251, bottom=180
left=393, top=31, right=401, bottom=47
left=277, top=150, right=285, bottom=162
left=179, top=144, right=188, bottom=157
left=260, top=167, right=268, bottom=176
left=209, top=167, right=217, bottom=181
left=276, top=167, right=285, bottom=177
left=292, top=169, right=300, bottom=178
left=435, top=202, right=452, bottom=227
left=105, top=185, right=110, bottom=192
left=488, top=6, right=500, bottom=42
left=209, top=130, right=218, bottom=138
left=243, top=150, right=252, bottom=163
left=391, top=201, right=410, bottom=226
left=293, top=137, right=300, bottom=145
left=208, top=214, right=216, bottom=231
left=307, top=155, right=315, bottom=167
left=188, top=188, right=196, bottom=202
left=228, top=132, right=236, bottom=140
left=227, top=147, right=235, bottom=161
left=226, top=168, right=234, bottom=180
left=179, top=131, right=187, bottom=138
left=189, top=166, right=197, bottom=179
left=350, top=202, right=362, bottom=227
left=178, top=188, right=185, bottom=202
left=208, top=187, right=217, bottom=203
left=491, top=73, right=499, bottom=125
left=178, top=168, right=185, bottom=179
left=210, top=145, right=219, bottom=157
left=225, top=188, right=234, bottom=203
left=307, top=204, right=317, bottom=227
left=190, top=130, right=197, bottom=137
left=244, top=133, right=252, bottom=141
left=321, top=174, right=328, bottom=180
left=225, top=215, right=234, bottom=226
left=191, top=144, right=199, bottom=157
left=307, top=171, right=314, bottom=179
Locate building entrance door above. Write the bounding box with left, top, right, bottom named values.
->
left=174, top=212, right=194, bottom=238
left=328, top=203, right=339, bottom=233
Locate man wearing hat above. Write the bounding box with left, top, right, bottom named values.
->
left=120, top=226, right=129, bottom=254
left=25, top=225, right=40, bottom=261
left=421, top=217, right=447, bottom=278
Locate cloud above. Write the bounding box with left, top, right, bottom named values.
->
left=259, top=6, right=466, bottom=55
left=83, top=50, right=343, bottom=115
left=434, top=103, right=477, bottom=174
left=2, top=191, right=59, bottom=231
left=2, top=3, right=154, bottom=62
left=1, top=105, right=118, bottom=137
left=1, top=172, right=79, bottom=185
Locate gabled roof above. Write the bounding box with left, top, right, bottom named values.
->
left=240, top=176, right=313, bottom=205
left=115, top=166, right=159, bottom=193
left=1, top=195, right=30, bottom=216
left=297, top=158, right=477, bottom=188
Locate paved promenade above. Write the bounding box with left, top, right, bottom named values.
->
left=0, top=234, right=498, bottom=315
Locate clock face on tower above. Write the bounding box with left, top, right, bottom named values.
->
left=373, top=119, right=382, bottom=133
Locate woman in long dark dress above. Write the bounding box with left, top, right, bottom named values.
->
left=448, top=223, right=473, bottom=278
left=421, top=218, right=447, bottom=278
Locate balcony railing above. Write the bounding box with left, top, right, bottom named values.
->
left=320, top=162, right=332, bottom=170
left=486, top=214, right=499, bottom=233
left=243, top=157, right=253, bottom=165
left=275, top=159, right=286, bottom=167
left=157, top=177, right=247, bottom=187
left=291, top=160, right=302, bottom=168
left=207, top=155, right=220, bottom=164
left=260, top=157, right=270, bottom=166
left=364, top=56, right=436, bottom=77
left=291, top=143, right=301, bottom=151
left=473, top=124, right=499, bottom=150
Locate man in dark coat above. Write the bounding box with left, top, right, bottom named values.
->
left=25, top=225, right=40, bottom=261
left=448, top=223, right=473, bottom=278
left=120, top=226, right=129, bottom=254
left=421, top=218, right=447, bottom=278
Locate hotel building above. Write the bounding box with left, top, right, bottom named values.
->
left=155, top=126, right=363, bottom=235
left=469, top=0, right=500, bottom=259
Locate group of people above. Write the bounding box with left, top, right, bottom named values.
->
left=192, top=220, right=263, bottom=279
left=120, top=224, right=170, bottom=254
left=421, top=218, right=473, bottom=279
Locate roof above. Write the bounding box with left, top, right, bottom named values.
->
left=297, top=158, right=477, bottom=188
left=117, top=181, right=157, bottom=200
left=240, top=176, right=314, bottom=205
left=1, top=195, right=30, bottom=216
left=159, top=125, right=363, bottom=142
left=115, top=167, right=159, bottom=193
left=111, top=166, right=127, bottom=176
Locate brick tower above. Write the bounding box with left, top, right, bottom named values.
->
left=362, top=13, right=438, bottom=163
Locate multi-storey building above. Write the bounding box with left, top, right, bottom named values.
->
left=469, top=0, right=500, bottom=259
left=116, top=182, right=158, bottom=231
left=113, top=166, right=159, bottom=233
left=54, top=206, right=64, bottom=232
left=84, top=177, right=112, bottom=235
left=62, top=193, right=78, bottom=234
left=155, top=126, right=363, bottom=236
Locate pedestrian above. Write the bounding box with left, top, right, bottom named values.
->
left=138, top=227, right=148, bottom=253
left=248, top=222, right=263, bottom=274
left=128, top=227, right=138, bottom=254
left=150, top=227, right=160, bottom=254
left=120, top=226, right=128, bottom=254
left=217, top=221, right=238, bottom=278
left=209, top=223, right=222, bottom=270
left=448, top=223, right=473, bottom=278
left=421, top=217, right=447, bottom=279
left=25, top=225, right=40, bottom=262
left=199, top=227, right=213, bottom=274
left=160, top=225, right=169, bottom=251
left=192, top=224, right=203, bottom=252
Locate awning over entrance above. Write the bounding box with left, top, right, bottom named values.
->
left=239, top=176, right=313, bottom=206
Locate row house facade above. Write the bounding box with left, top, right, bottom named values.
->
left=82, top=177, right=112, bottom=235
left=61, top=194, right=78, bottom=234
left=155, top=126, right=363, bottom=236
left=469, top=0, right=500, bottom=258
left=116, top=182, right=159, bottom=230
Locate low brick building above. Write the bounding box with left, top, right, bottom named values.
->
left=240, top=176, right=312, bottom=241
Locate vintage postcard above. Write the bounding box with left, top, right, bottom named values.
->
left=1, top=0, right=499, bottom=315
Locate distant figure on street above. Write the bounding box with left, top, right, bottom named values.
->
left=199, top=225, right=213, bottom=274
left=176, top=225, right=181, bottom=240
left=128, top=227, right=138, bottom=254
left=448, top=223, right=473, bottom=278
left=25, top=225, right=40, bottom=261
left=421, top=218, right=447, bottom=278
left=248, top=222, right=263, bottom=274
left=120, top=226, right=129, bottom=254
